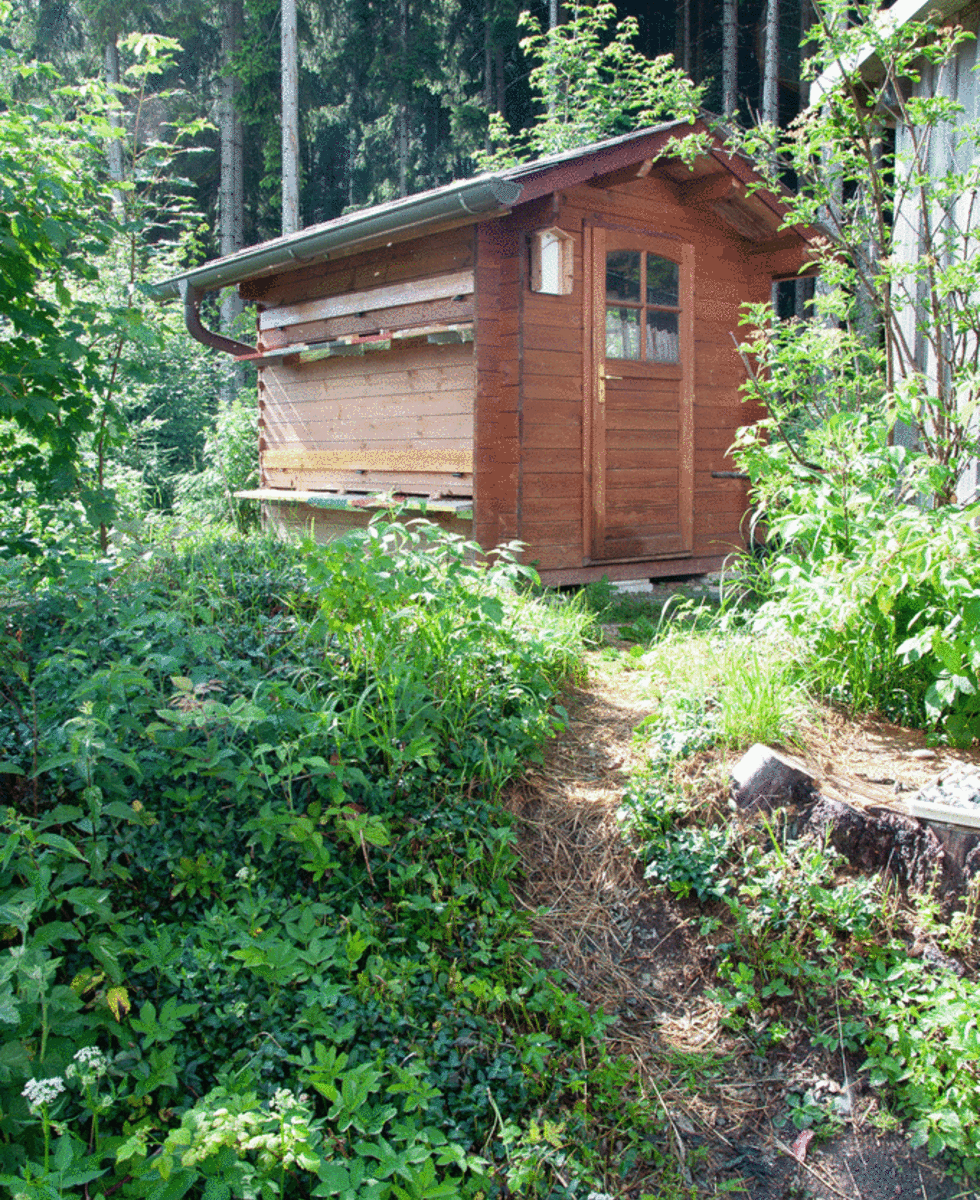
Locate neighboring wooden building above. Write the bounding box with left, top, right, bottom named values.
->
left=811, top=0, right=980, bottom=503
left=156, top=118, right=815, bottom=584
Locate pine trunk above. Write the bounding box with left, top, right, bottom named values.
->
left=762, top=0, right=779, bottom=126
left=281, top=0, right=300, bottom=235
left=722, top=0, right=738, bottom=116
left=104, top=36, right=125, bottom=218
left=220, top=0, right=244, bottom=336
left=398, top=0, right=409, bottom=198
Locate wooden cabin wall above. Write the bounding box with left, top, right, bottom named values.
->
left=484, top=176, right=780, bottom=579
left=258, top=342, right=475, bottom=494
left=243, top=226, right=478, bottom=502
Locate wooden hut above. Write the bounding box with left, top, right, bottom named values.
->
left=155, top=118, right=815, bottom=584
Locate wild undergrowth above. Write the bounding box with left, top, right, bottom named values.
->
left=0, top=520, right=682, bottom=1199
left=614, top=603, right=980, bottom=1179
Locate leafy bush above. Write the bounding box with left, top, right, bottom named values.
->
left=0, top=521, right=643, bottom=1198
left=737, top=425, right=980, bottom=741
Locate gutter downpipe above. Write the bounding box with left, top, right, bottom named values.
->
left=180, top=279, right=255, bottom=358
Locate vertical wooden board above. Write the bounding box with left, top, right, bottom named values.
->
left=475, top=219, right=520, bottom=552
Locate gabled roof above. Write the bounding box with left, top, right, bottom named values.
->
left=151, top=116, right=808, bottom=300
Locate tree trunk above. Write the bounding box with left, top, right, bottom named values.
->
left=762, top=0, right=779, bottom=126
left=722, top=0, right=738, bottom=116
left=281, top=0, right=300, bottom=235
left=678, top=0, right=691, bottom=74
left=484, top=7, right=493, bottom=137
left=220, top=0, right=244, bottom=334
left=104, top=35, right=126, bottom=218
left=397, top=0, right=409, bottom=198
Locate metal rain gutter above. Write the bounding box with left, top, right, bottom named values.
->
left=152, top=175, right=524, bottom=301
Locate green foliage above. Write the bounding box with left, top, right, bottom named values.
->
left=477, top=1, right=703, bottom=168
left=629, top=621, right=805, bottom=758
left=0, top=521, right=671, bottom=1198
left=0, top=28, right=119, bottom=550
left=0, top=15, right=215, bottom=554
left=737, top=432, right=980, bottom=739
left=173, top=394, right=259, bottom=531
left=726, top=0, right=980, bottom=741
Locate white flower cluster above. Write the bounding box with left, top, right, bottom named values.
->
left=269, top=1088, right=304, bottom=1114
left=22, top=1076, right=65, bottom=1114
left=65, top=1046, right=110, bottom=1087
left=177, top=1095, right=318, bottom=1174
left=235, top=865, right=258, bottom=886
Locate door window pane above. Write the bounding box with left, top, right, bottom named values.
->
left=606, top=307, right=641, bottom=359
left=606, top=251, right=641, bottom=303
left=646, top=257, right=679, bottom=308
left=646, top=309, right=679, bottom=363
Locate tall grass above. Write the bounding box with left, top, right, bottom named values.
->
left=635, top=622, right=807, bottom=755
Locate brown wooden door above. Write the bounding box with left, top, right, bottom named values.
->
left=586, top=226, right=694, bottom=563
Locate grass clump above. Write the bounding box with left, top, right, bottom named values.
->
left=0, top=518, right=658, bottom=1200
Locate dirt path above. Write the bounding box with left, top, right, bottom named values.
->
left=505, top=651, right=972, bottom=1200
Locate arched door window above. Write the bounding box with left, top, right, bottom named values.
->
left=605, top=250, right=680, bottom=363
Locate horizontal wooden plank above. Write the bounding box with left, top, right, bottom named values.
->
left=606, top=451, right=677, bottom=471
left=605, top=500, right=680, bottom=526
left=264, top=447, right=473, bottom=473
left=260, top=270, right=475, bottom=331
left=521, top=543, right=582, bottom=571
left=521, top=323, right=584, bottom=355
left=523, top=473, right=582, bottom=500
left=522, top=495, right=584, bottom=522
left=522, top=424, right=581, bottom=450
left=604, top=420, right=671, bottom=444
left=521, top=448, right=581, bottom=474
left=522, top=376, right=583, bottom=403
left=606, top=509, right=680, bottom=533
left=521, top=348, right=583, bottom=377
left=262, top=391, right=472, bottom=423
left=696, top=511, right=749, bottom=538
left=266, top=378, right=473, bottom=409
left=520, top=520, right=582, bottom=545
left=602, top=532, right=685, bottom=558
left=271, top=338, right=472, bottom=379
left=263, top=413, right=473, bottom=444
left=262, top=297, right=474, bottom=348
left=477, top=410, right=519, bottom=441
left=520, top=399, right=582, bottom=427
left=263, top=468, right=472, bottom=495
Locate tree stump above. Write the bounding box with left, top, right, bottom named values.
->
left=730, top=743, right=816, bottom=815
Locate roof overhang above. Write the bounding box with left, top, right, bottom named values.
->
left=150, top=175, right=523, bottom=300
left=809, top=0, right=970, bottom=101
